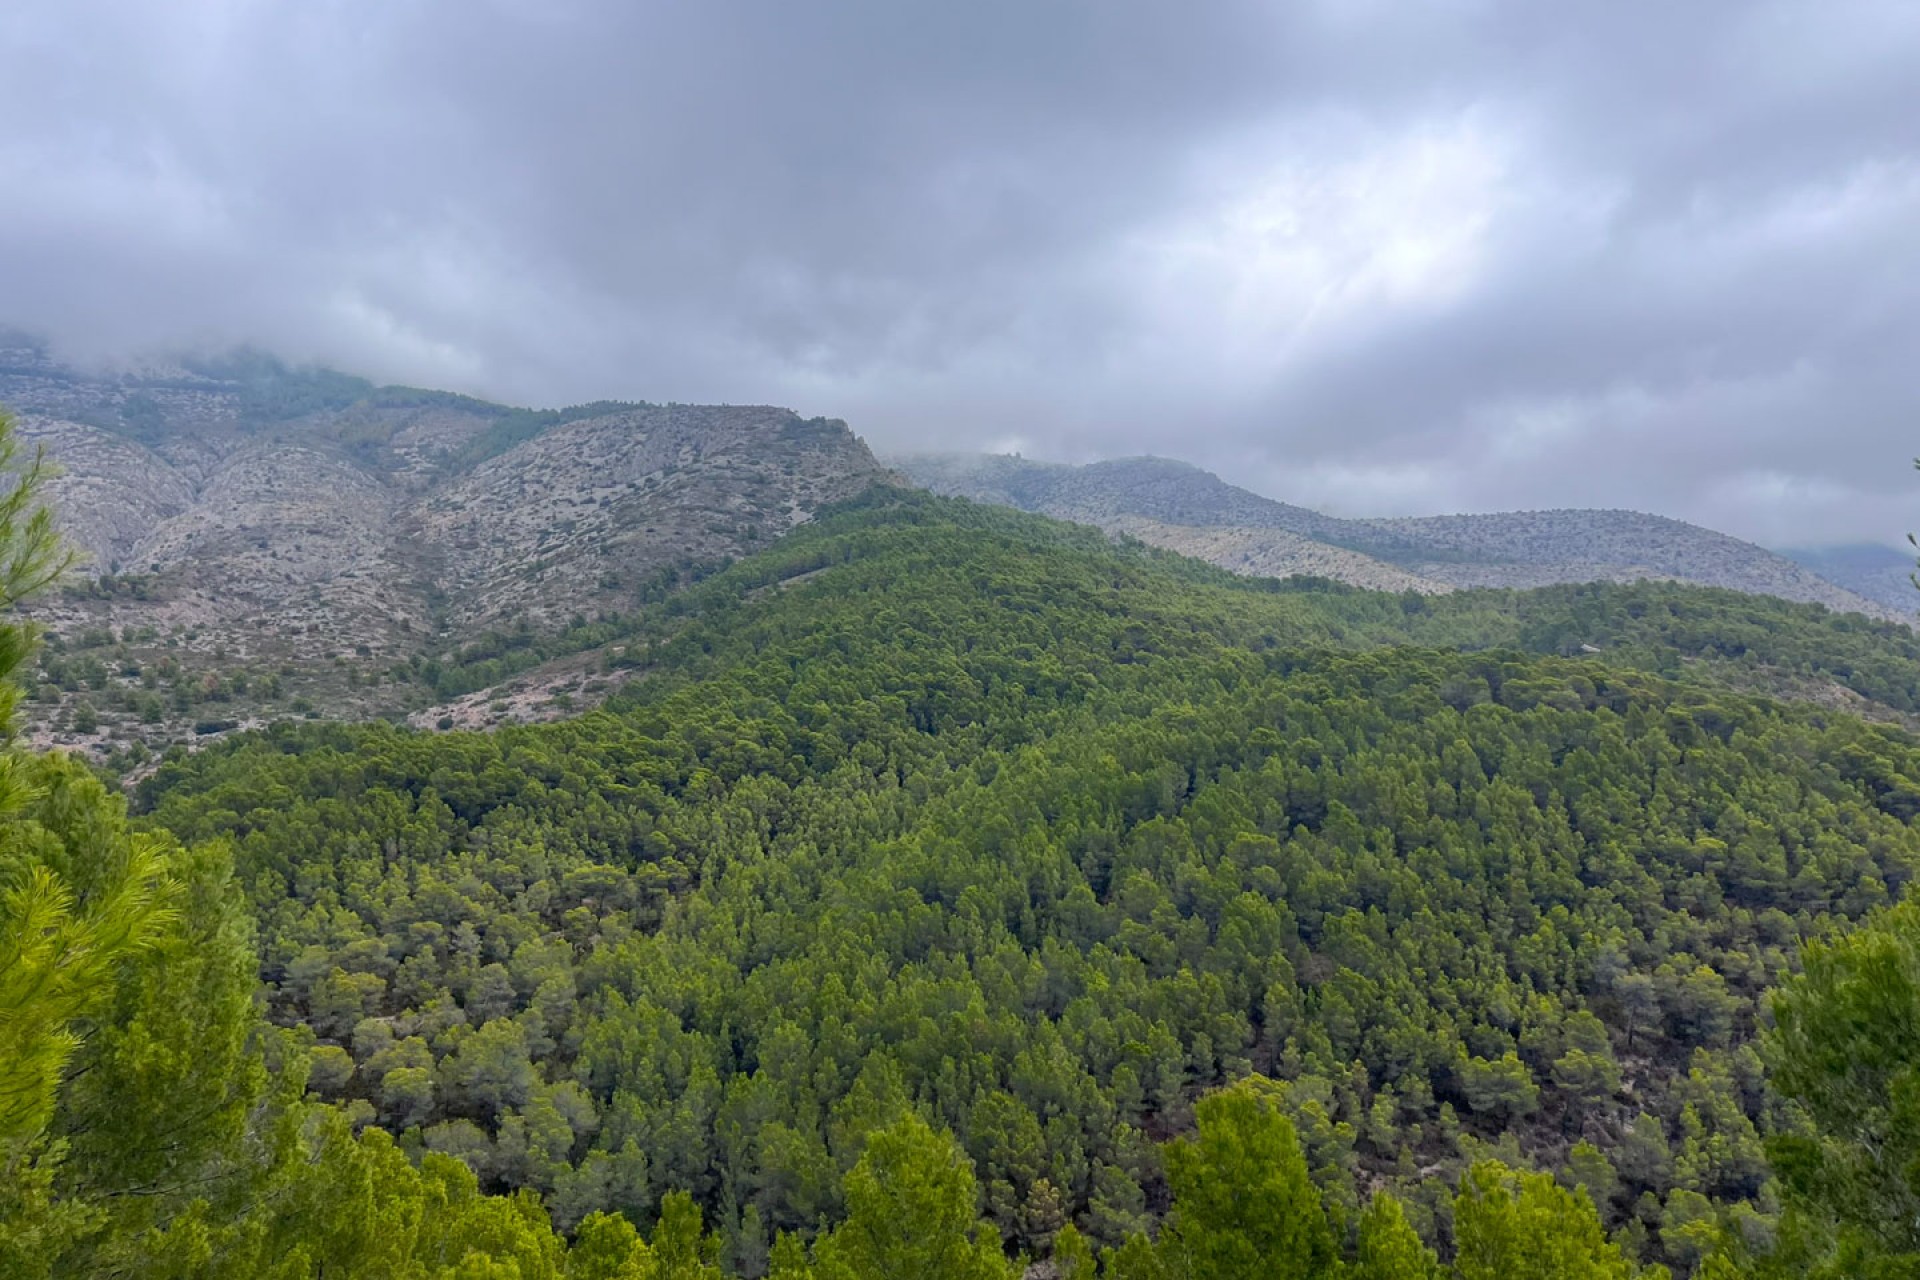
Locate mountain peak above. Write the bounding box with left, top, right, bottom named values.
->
left=4, top=351, right=889, bottom=747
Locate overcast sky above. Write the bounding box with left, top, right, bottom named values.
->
left=3, top=1, right=1917, bottom=546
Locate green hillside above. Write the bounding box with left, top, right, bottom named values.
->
left=415, top=490, right=1920, bottom=719
left=11, top=476, right=1920, bottom=1277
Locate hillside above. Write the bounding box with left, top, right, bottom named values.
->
left=895, top=452, right=1902, bottom=622
left=1097, top=515, right=1453, bottom=594
left=14, top=336, right=1904, bottom=769
left=0, top=338, right=885, bottom=751
left=89, top=488, right=1920, bottom=1277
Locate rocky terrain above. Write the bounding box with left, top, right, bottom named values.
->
left=895, top=452, right=1903, bottom=621
left=0, top=337, right=887, bottom=758
left=1101, top=515, right=1451, bottom=594
left=4, top=331, right=1902, bottom=766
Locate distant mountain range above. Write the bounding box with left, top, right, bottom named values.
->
left=0, top=333, right=1905, bottom=758
left=1778, top=543, right=1916, bottom=613
left=892, top=452, right=1908, bottom=622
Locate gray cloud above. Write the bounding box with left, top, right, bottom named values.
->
left=2, top=0, right=1916, bottom=546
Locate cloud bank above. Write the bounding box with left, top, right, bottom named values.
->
left=3, top=0, right=1917, bottom=545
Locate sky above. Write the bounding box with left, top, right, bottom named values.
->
left=2, top=1, right=1917, bottom=548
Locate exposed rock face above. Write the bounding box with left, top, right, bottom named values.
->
left=901, top=453, right=1345, bottom=540
left=16, top=417, right=196, bottom=573
left=419, top=405, right=867, bottom=627
left=894, top=452, right=1901, bottom=621
left=0, top=337, right=887, bottom=752
left=1366, top=509, right=1890, bottom=615
left=5, top=347, right=883, bottom=643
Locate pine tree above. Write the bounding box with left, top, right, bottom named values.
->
left=1352, top=1193, right=1441, bottom=1280
left=1452, top=1161, right=1664, bottom=1280
left=1766, top=900, right=1920, bottom=1275
left=1157, top=1079, right=1339, bottom=1280
left=814, top=1115, right=1014, bottom=1280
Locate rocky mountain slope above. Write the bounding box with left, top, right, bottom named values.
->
left=1098, top=514, right=1451, bottom=593
left=0, top=337, right=886, bottom=755
left=4, top=331, right=1901, bottom=764
left=895, top=452, right=1903, bottom=621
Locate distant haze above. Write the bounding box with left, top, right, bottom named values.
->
left=2, top=1, right=1917, bottom=548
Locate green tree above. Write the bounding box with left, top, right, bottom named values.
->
left=0, top=409, right=124, bottom=1147
left=1458, top=1052, right=1540, bottom=1125
left=1352, top=1193, right=1441, bottom=1280
left=1050, top=1223, right=1099, bottom=1280
left=814, top=1114, right=1013, bottom=1280
left=1766, top=899, right=1920, bottom=1274
left=0, top=776, right=173, bottom=1147
left=1452, top=1161, right=1662, bottom=1280
left=381, top=1064, right=436, bottom=1130
left=0, top=411, right=186, bottom=1273
left=651, top=1189, right=724, bottom=1279
left=567, top=1210, right=657, bottom=1278
left=1158, top=1080, right=1338, bottom=1280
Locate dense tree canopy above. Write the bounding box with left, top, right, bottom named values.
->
left=6, top=462, right=1920, bottom=1276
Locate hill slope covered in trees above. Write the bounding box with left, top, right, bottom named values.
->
left=73, top=490, right=1920, bottom=1273
left=11, top=453, right=1920, bottom=1276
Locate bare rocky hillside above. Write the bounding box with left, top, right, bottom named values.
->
left=0, top=337, right=886, bottom=756
left=1101, top=515, right=1452, bottom=594
left=894, top=452, right=1901, bottom=621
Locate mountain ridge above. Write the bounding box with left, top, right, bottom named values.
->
left=0, top=338, right=888, bottom=750
left=893, top=450, right=1906, bottom=622
left=4, top=337, right=1908, bottom=764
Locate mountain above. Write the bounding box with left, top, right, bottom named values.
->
left=1779, top=542, right=1916, bottom=613
left=75, top=489, right=1920, bottom=1277
left=894, top=451, right=1903, bottom=621
left=13, top=372, right=1920, bottom=1275
left=0, top=338, right=885, bottom=749
left=1094, top=514, right=1451, bottom=594
left=4, top=332, right=1906, bottom=769
left=899, top=452, right=1351, bottom=541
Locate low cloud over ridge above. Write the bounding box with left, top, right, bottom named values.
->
left=3, top=0, right=1916, bottom=546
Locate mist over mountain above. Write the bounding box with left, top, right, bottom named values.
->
left=6, top=2, right=1918, bottom=551
left=1778, top=542, right=1917, bottom=613
left=6, top=331, right=1907, bottom=759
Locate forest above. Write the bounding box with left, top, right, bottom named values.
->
left=7, top=420, right=1920, bottom=1277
